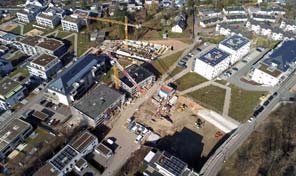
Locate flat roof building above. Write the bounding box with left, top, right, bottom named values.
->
left=252, top=40, right=296, bottom=86
left=0, top=78, right=25, bottom=110
left=16, top=35, right=67, bottom=57
left=0, top=118, right=32, bottom=159
left=47, top=54, right=110, bottom=106
left=34, top=131, right=98, bottom=176
left=61, top=9, right=90, bottom=32
left=27, top=53, right=62, bottom=81
left=70, top=131, right=98, bottom=155
left=117, top=64, right=155, bottom=96
left=72, top=84, right=125, bottom=126
left=218, top=34, right=251, bottom=64
left=143, top=149, right=197, bottom=176
left=36, top=7, right=64, bottom=29
left=193, top=47, right=231, bottom=80
left=17, top=4, right=44, bottom=23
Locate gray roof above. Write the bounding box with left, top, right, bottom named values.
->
left=119, top=64, right=154, bottom=88
left=48, top=54, right=106, bottom=95
left=201, top=17, right=223, bottom=24
left=198, top=47, right=230, bottom=66
left=220, top=34, right=250, bottom=51
left=253, top=14, right=276, bottom=20
left=262, top=40, right=296, bottom=72
left=49, top=145, right=79, bottom=172
left=74, top=84, right=123, bottom=119
left=224, top=6, right=245, bottom=12
left=225, top=14, right=247, bottom=20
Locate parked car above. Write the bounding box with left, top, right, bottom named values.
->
left=273, top=92, right=278, bottom=96
left=196, top=48, right=202, bottom=52
left=248, top=117, right=254, bottom=123
left=263, top=100, right=270, bottom=106
left=48, top=119, right=54, bottom=126
left=135, top=135, right=144, bottom=144
left=127, top=116, right=135, bottom=123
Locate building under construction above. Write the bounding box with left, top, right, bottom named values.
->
left=110, top=40, right=169, bottom=62
left=114, top=64, right=155, bottom=96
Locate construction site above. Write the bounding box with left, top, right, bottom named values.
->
left=131, top=84, right=224, bottom=162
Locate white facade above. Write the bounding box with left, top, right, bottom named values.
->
left=252, top=15, right=276, bottom=23
left=223, top=7, right=245, bottom=14
left=218, top=35, right=251, bottom=64
left=193, top=55, right=230, bottom=80
left=251, top=68, right=279, bottom=86
left=36, top=13, right=60, bottom=28
left=27, top=54, right=62, bottom=81
left=171, top=25, right=183, bottom=33
left=61, top=16, right=84, bottom=32
left=271, top=32, right=283, bottom=41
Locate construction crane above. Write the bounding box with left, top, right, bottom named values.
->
left=106, top=52, right=145, bottom=94
left=78, top=15, right=139, bottom=49
left=78, top=15, right=160, bottom=49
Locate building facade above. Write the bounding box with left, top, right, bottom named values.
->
left=0, top=78, right=25, bottom=110
left=0, top=118, right=32, bottom=159
left=27, top=53, right=62, bottom=81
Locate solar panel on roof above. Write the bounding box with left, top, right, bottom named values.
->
left=49, top=145, right=78, bottom=171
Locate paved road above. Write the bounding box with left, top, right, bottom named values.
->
left=199, top=71, right=296, bottom=176
left=100, top=42, right=197, bottom=175
left=226, top=49, right=276, bottom=92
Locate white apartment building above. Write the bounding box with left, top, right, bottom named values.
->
left=0, top=118, right=32, bottom=159
left=199, top=9, right=221, bottom=17
left=218, top=34, right=251, bottom=64
left=223, top=6, right=245, bottom=14
left=280, top=20, right=296, bottom=32
left=252, top=14, right=276, bottom=23
left=27, top=54, right=62, bottom=81
left=193, top=47, right=231, bottom=80
left=224, top=14, right=248, bottom=23
left=251, top=40, right=296, bottom=86
left=17, top=5, right=43, bottom=23
left=61, top=9, right=89, bottom=32
left=0, top=78, right=25, bottom=110
left=16, top=35, right=66, bottom=57
left=36, top=7, right=64, bottom=28
left=200, top=17, right=223, bottom=28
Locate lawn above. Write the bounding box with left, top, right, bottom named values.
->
left=9, top=26, right=21, bottom=35
left=167, top=67, right=183, bottom=79
left=25, top=128, right=49, bottom=147
left=9, top=66, right=29, bottom=78
left=23, top=23, right=35, bottom=34
left=152, top=50, right=184, bottom=75
left=174, top=72, right=208, bottom=91
left=101, top=69, right=113, bottom=85
left=187, top=85, right=226, bottom=113
left=229, top=84, right=267, bottom=122
left=77, top=33, right=92, bottom=57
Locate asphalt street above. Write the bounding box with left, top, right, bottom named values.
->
left=199, top=70, right=296, bottom=176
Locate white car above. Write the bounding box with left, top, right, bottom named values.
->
left=248, top=117, right=254, bottom=123
left=106, top=138, right=114, bottom=145
left=135, top=135, right=143, bottom=144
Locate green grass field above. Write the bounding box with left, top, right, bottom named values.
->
left=229, top=85, right=266, bottom=122
left=174, top=72, right=208, bottom=91
left=152, top=50, right=184, bottom=75
left=187, top=85, right=226, bottom=113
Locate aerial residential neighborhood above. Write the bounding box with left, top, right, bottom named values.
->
left=0, top=0, right=295, bottom=176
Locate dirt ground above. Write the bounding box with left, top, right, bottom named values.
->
left=145, top=39, right=187, bottom=50
left=0, top=23, right=18, bottom=31
left=134, top=96, right=223, bottom=161
left=25, top=29, right=44, bottom=36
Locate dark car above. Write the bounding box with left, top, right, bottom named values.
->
left=40, top=99, right=46, bottom=105
left=196, top=48, right=202, bottom=52
left=263, top=100, right=270, bottom=106
left=273, top=92, right=278, bottom=96
left=268, top=95, right=274, bottom=101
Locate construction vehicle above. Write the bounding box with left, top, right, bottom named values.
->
left=177, top=103, right=187, bottom=112
left=215, top=131, right=223, bottom=139
left=78, top=15, right=159, bottom=49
